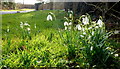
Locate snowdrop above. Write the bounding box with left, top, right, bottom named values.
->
left=88, top=35, right=91, bottom=39
left=68, top=21, right=72, bottom=26
left=83, top=32, right=86, bottom=35
left=27, top=28, right=30, bottom=31
left=80, top=35, right=84, bottom=37
left=114, top=30, right=119, bottom=34
left=47, top=15, right=53, bottom=21
left=106, top=47, right=111, bottom=50
left=97, top=19, right=103, bottom=27
left=69, top=14, right=72, bottom=18
left=65, top=26, right=67, bottom=30
left=27, top=28, right=31, bottom=34
left=95, top=26, right=99, bottom=28
left=67, top=21, right=72, bottom=30
left=114, top=54, right=118, bottom=57
left=82, top=28, right=85, bottom=31
left=90, top=46, right=93, bottom=51
left=64, top=21, right=69, bottom=30
left=7, top=27, right=10, bottom=33
left=82, top=16, right=89, bottom=25
left=76, top=24, right=82, bottom=30
left=111, top=52, right=113, bottom=54
left=92, top=31, right=94, bottom=35
left=24, top=23, right=30, bottom=26
left=64, top=21, right=68, bottom=26
left=34, top=24, right=36, bottom=29
left=88, top=27, right=92, bottom=30
left=92, top=65, right=96, bottom=68
left=68, top=10, right=73, bottom=18
left=36, top=60, right=42, bottom=63
left=20, top=22, right=23, bottom=28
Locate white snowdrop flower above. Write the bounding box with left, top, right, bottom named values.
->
left=90, top=46, right=93, bottom=51
left=69, top=14, right=72, bottom=18
left=88, top=27, right=92, bottom=30
left=82, top=18, right=86, bottom=24
left=95, top=26, right=99, bottom=28
left=87, top=63, right=89, bottom=65
left=88, top=36, right=91, bottom=39
left=76, top=65, right=80, bottom=67
left=92, top=31, right=94, bottom=35
left=24, top=23, right=30, bottom=26
left=83, top=32, right=86, bottom=35
left=69, top=61, right=72, bottom=63
left=68, top=22, right=72, bottom=26
left=85, top=16, right=89, bottom=24
left=106, top=47, right=111, bottom=50
left=115, top=54, right=118, bottom=57
left=92, top=65, right=96, bottom=67
left=65, top=26, right=67, bottom=30
left=114, top=30, right=119, bottom=34
left=111, top=52, right=113, bottom=54
left=36, top=60, right=42, bottom=63
left=66, top=60, right=69, bottom=63
left=27, top=28, right=30, bottom=31
left=64, top=21, right=68, bottom=26
left=76, top=24, right=82, bottom=30
left=20, top=22, right=23, bottom=28
left=80, top=35, right=84, bottom=37
left=106, top=47, right=109, bottom=49
left=97, top=19, right=103, bottom=27
left=34, top=24, right=36, bottom=29
left=47, top=15, right=53, bottom=21
left=7, top=27, right=10, bottom=32
left=82, top=28, right=85, bottom=31
left=70, top=10, right=73, bottom=13
left=82, top=16, right=89, bottom=25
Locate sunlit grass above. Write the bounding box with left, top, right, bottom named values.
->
left=1, top=9, right=35, bottom=11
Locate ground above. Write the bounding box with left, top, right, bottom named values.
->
left=1, top=10, right=120, bottom=68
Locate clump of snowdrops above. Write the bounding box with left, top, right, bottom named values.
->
left=61, top=11, right=119, bottom=68
left=20, top=21, right=31, bottom=40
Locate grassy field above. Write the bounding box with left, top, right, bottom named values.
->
left=1, top=10, right=119, bottom=68
left=1, top=9, right=35, bottom=11
left=2, top=10, right=65, bottom=38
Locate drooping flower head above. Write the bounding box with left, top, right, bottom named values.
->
left=7, top=26, right=10, bottom=33
left=24, top=22, right=30, bottom=26
left=20, top=22, right=23, bottom=28
left=64, top=21, right=68, bottom=26
left=82, top=16, right=89, bottom=25
left=76, top=24, right=82, bottom=30
left=47, top=12, right=56, bottom=21
left=68, top=20, right=72, bottom=26
left=47, top=14, right=53, bottom=21
left=97, top=19, right=103, bottom=27
left=34, top=24, right=36, bottom=29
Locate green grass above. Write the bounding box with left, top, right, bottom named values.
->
left=2, top=10, right=70, bottom=68
left=2, top=9, right=35, bottom=11
left=2, top=10, right=65, bottom=38
left=1, top=10, right=119, bottom=68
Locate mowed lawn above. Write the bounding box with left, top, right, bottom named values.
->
left=2, top=10, right=65, bottom=38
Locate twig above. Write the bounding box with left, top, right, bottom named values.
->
left=108, top=13, right=120, bottom=20
left=112, top=9, right=120, bottom=14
